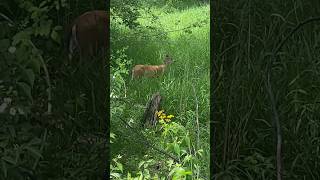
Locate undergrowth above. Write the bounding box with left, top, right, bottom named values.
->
left=110, top=2, right=209, bottom=179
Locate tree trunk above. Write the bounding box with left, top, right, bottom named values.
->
left=143, top=92, right=161, bottom=128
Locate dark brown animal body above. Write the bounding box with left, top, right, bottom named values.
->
left=64, top=10, right=109, bottom=133
left=66, top=10, right=109, bottom=60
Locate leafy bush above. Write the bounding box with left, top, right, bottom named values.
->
left=1, top=0, right=107, bottom=179
left=0, top=0, right=64, bottom=178
left=110, top=110, right=205, bottom=179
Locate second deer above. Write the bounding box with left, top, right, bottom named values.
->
left=132, top=55, right=173, bottom=80
left=66, top=10, right=109, bottom=61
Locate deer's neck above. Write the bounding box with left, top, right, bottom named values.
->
left=158, top=64, right=166, bottom=69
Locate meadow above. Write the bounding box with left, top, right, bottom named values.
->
left=110, top=2, right=210, bottom=179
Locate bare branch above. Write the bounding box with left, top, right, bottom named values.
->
left=267, top=16, right=320, bottom=180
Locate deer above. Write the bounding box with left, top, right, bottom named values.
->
left=132, top=55, right=173, bottom=80
left=65, top=10, right=109, bottom=62
left=64, top=10, right=109, bottom=130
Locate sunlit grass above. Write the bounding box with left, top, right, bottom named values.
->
left=139, top=5, right=209, bottom=39
left=111, top=4, right=210, bottom=178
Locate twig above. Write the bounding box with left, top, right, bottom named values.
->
left=39, top=56, right=53, bottom=115
left=0, top=12, right=15, bottom=26
left=32, top=129, right=47, bottom=170
left=192, top=83, right=200, bottom=150
left=118, top=117, right=180, bottom=163
left=267, top=16, right=320, bottom=180
left=89, top=78, right=96, bottom=115
left=265, top=74, right=282, bottom=180
left=123, top=81, right=127, bottom=98
left=113, top=20, right=209, bottom=42
left=274, top=17, right=320, bottom=54
left=29, top=41, right=52, bottom=115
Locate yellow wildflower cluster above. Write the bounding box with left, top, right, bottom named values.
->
left=156, top=110, right=174, bottom=123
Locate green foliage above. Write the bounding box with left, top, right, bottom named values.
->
left=110, top=115, right=202, bottom=179
left=1, top=0, right=106, bottom=179
left=111, top=47, right=132, bottom=99
left=0, top=1, right=64, bottom=178
left=111, top=2, right=209, bottom=179
left=142, top=0, right=206, bottom=10
left=111, top=0, right=141, bottom=29
left=214, top=0, right=320, bottom=179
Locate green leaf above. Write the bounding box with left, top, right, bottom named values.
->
left=17, top=82, right=32, bottom=101
left=8, top=46, right=16, bottom=54
left=51, top=30, right=61, bottom=44
left=197, top=149, right=204, bottom=157
left=138, top=161, right=145, bottom=169
left=21, top=68, right=35, bottom=87
left=28, top=58, right=41, bottom=74
left=12, top=31, right=31, bottom=45
left=110, top=133, right=116, bottom=139
left=184, top=135, right=190, bottom=148
left=39, top=1, right=47, bottom=8
left=182, top=155, right=192, bottom=163
left=30, top=7, right=40, bottom=20
left=54, top=25, right=63, bottom=31
left=182, top=171, right=192, bottom=175
left=15, top=45, right=29, bottom=62
left=110, top=172, right=121, bottom=178
left=116, top=162, right=123, bottom=172
left=54, top=0, right=60, bottom=10
left=173, top=143, right=180, bottom=156
left=39, top=20, right=52, bottom=37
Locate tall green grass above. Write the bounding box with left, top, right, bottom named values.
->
left=111, top=4, right=210, bottom=179
left=213, top=1, right=320, bottom=179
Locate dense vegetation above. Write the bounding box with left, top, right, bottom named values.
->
left=110, top=0, right=209, bottom=179
left=213, top=1, right=320, bottom=179
left=0, top=0, right=209, bottom=179
left=0, top=0, right=107, bottom=179
left=8, top=0, right=320, bottom=179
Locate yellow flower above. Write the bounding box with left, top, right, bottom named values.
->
left=156, top=110, right=165, bottom=117
left=167, top=115, right=174, bottom=119
left=156, top=110, right=175, bottom=123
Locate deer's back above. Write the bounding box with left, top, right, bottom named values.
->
left=67, top=10, right=109, bottom=58
left=76, top=11, right=108, bottom=54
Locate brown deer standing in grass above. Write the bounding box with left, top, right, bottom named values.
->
left=65, top=10, right=110, bottom=84
left=64, top=10, right=109, bottom=134
left=132, top=55, right=173, bottom=80
left=66, top=10, right=109, bottom=62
